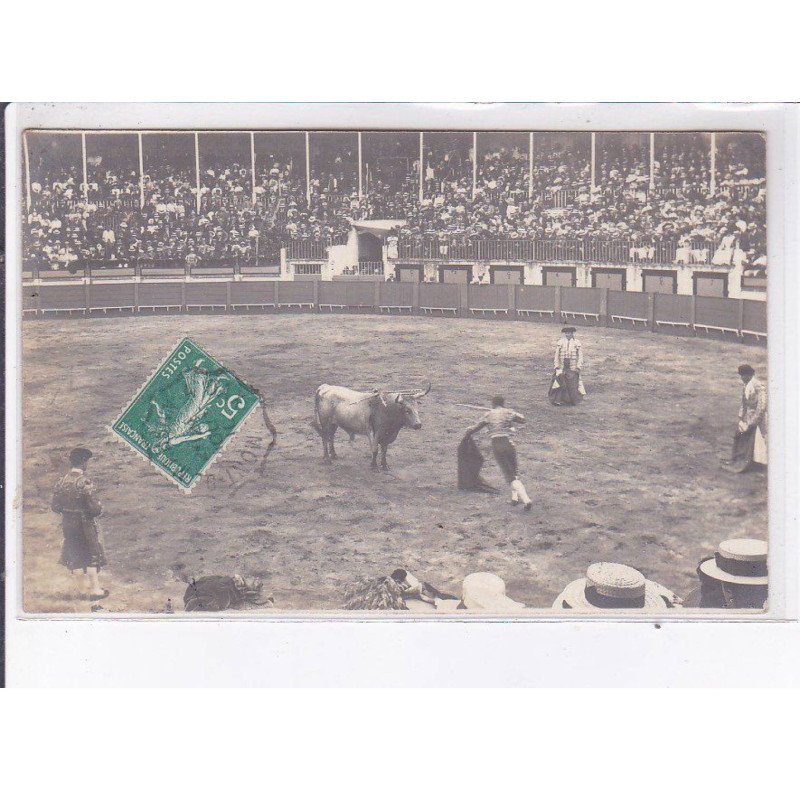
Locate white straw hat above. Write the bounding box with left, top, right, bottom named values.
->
left=698, top=539, right=768, bottom=586
left=461, top=572, right=526, bottom=613
left=553, top=562, right=673, bottom=611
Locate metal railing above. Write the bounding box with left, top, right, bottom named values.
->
left=356, top=262, right=384, bottom=276
left=285, top=239, right=331, bottom=260
left=396, top=236, right=718, bottom=266
left=34, top=197, right=142, bottom=211
left=294, top=263, right=323, bottom=276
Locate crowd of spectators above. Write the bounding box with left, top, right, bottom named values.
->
left=395, top=135, right=765, bottom=269
left=22, top=134, right=767, bottom=272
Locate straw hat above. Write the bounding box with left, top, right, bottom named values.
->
left=698, top=539, right=768, bottom=586
left=553, top=562, right=673, bottom=611
left=461, top=572, right=526, bottom=613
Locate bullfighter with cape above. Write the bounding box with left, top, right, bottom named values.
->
left=465, top=396, right=533, bottom=510
left=730, top=364, right=768, bottom=473
left=457, top=431, right=497, bottom=493
left=51, top=447, right=109, bottom=601
left=548, top=326, right=586, bottom=406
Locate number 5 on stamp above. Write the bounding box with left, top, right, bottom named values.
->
left=109, top=337, right=260, bottom=492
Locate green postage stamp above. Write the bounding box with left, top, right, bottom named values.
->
left=110, top=337, right=260, bottom=491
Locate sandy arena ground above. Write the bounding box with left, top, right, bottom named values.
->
left=19, top=313, right=767, bottom=614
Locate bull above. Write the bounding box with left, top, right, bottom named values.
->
left=313, top=382, right=431, bottom=471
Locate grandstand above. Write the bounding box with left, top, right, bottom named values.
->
left=22, top=129, right=767, bottom=320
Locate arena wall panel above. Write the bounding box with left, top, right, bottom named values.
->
left=468, top=285, right=509, bottom=310
left=318, top=282, right=349, bottom=306
left=654, top=293, right=693, bottom=324
left=39, top=284, right=87, bottom=312
left=22, top=285, right=39, bottom=313
left=742, top=299, right=767, bottom=334
left=419, top=283, right=461, bottom=310
left=88, top=283, right=136, bottom=310
left=345, top=282, right=376, bottom=308
left=379, top=282, right=414, bottom=307
left=229, top=281, right=276, bottom=306
left=516, top=285, right=556, bottom=312
left=694, top=296, right=739, bottom=331
left=138, top=282, right=184, bottom=308
left=185, top=282, right=228, bottom=307
left=277, top=281, right=316, bottom=304
left=608, top=290, right=649, bottom=321
left=562, top=287, right=602, bottom=314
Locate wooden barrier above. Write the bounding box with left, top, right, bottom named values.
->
left=344, top=281, right=377, bottom=310
left=419, top=283, right=460, bottom=316
left=276, top=281, right=316, bottom=310
left=654, top=293, right=693, bottom=333
left=608, top=290, right=649, bottom=328
left=318, top=281, right=349, bottom=311
left=137, top=282, right=184, bottom=311
left=39, top=283, right=89, bottom=315
left=88, top=283, right=137, bottom=313
left=516, top=285, right=557, bottom=320
left=22, top=285, right=40, bottom=316
left=694, top=296, right=741, bottom=336
left=741, top=299, right=767, bottom=340
left=230, top=281, right=276, bottom=310
left=185, top=282, right=229, bottom=311
left=379, top=281, right=414, bottom=313
left=21, top=279, right=766, bottom=344
left=561, top=287, right=602, bottom=324
left=317, top=281, right=376, bottom=311
left=468, top=285, right=511, bottom=316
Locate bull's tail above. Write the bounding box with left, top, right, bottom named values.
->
left=312, top=385, right=326, bottom=433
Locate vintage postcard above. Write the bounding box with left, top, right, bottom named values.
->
left=7, top=103, right=789, bottom=619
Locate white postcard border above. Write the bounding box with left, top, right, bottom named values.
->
left=5, top=102, right=798, bottom=686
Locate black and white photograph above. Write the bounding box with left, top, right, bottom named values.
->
left=8, top=107, right=781, bottom=619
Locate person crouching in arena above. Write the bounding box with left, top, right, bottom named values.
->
left=465, top=396, right=533, bottom=510
left=548, top=326, right=585, bottom=406
left=51, top=447, right=109, bottom=601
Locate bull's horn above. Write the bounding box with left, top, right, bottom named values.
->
left=409, top=381, right=431, bottom=399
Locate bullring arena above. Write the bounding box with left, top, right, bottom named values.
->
left=21, top=300, right=767, bottom=613
left=19, top=128, right=768, bottom=613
